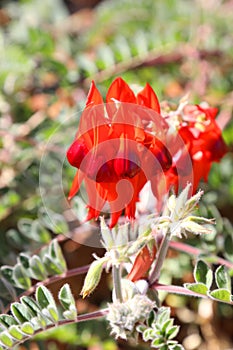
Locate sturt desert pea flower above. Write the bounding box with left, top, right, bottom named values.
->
left=164, top=103, right=227, bottom=193
left=67, top=77, right=172, bottom=227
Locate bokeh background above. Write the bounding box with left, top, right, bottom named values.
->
left=0, top=0, right=233, bottom=349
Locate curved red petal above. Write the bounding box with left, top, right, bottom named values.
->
left=106, top=77, right=136, bottom=103
left=86, top=81, right=103, bottom=108
left=127, top=245, right=157, bottom=282
left=68, top=170, right=84, bottom=200
left=109, top=210, right=123, bottom=229
left=137, top=83, right=161, bottom=113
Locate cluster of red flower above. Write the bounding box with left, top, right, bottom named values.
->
left=67, top=78, right=227, bottom=227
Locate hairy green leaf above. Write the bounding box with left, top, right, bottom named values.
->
left=13, top=263, right=31, bottom=290
left=8, top=325, right=24, bottom=340
left=20, top=322, right=34, bottom=335
left=0, top=315, right=18, bottom=328
left=215, top=265, right=231, bottom=291
left=11, top=302, right=32, bottom=323
left=58, top=284, right=76, bottom=310
left=36, top=286, right=56, bottom=309
left=29, top=255, right=47, bottom=280
left=209, top=289, right=231, bottom=302
left=184, top=282, right=208, bottom=295
left=0, top=331, right=13, bottom=347
left=194, top=260, right=213, bottom=288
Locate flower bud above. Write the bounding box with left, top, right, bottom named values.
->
left=80, top=258, right=106, bottom=298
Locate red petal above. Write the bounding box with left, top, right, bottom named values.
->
left=68, top=170, right=84, bottom=200
left=197, top=105, right=218, bottom=119
left=85, top=81, right=103, bottom=108
left=66, top=139, right=88, bottom=168
left=137, top=83, right=161, bottom=113
left=109, top=210, right=123, bottom=228
left=127, top=245, right=157, bottom=282
left=106, top=77, right=136, bottom=103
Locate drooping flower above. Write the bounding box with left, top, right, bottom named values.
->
left=163, top=103, right=227, bottom=193
left=67, top=78, right=172, bottom=227
left=67, top=78, right=227, bottom=227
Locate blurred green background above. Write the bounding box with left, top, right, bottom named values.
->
left=0, top=0, right=233, bottom=349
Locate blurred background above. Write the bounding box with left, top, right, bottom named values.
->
left=0, top=0, right=233, bottom=349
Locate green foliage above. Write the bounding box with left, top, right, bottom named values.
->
left=0, top=240, right=67, bottom=309
left=0, top=284, right=77, bottom=349
left=185, top=260, right=233, bottom=303
left=137, top=307, right=184, bottom=350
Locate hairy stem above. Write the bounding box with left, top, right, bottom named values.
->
left=169, top=241, right=233, bottom=269
left=17, top=309, right=109, bottom=347
left=149, top=231, right=171, bottom=285
left=3, top=264, right=91, bottom=314
left=112, top=265, right=123, bottom=302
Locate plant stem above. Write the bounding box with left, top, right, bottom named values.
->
left=169, top=241, right=233, bottom=269
left=3, top=264, right=91, bottom=314
left=112, top=265, right=123, bottom=302
left=17, top=309, right=109, bottom=348
left=151, top=283, right=207, bottom=298
left=149, top=231, right=171, bottom=285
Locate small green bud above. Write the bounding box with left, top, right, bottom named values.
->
left=80, top=258, right=107, bottom=298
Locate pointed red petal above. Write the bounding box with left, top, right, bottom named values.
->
left=85, top=81, right=103, bottom=108
left=109, top=210, right=123, bottom=228
left=106, top=77, right=136, bottom=103
left=68, top=170, right=84, bottom=200
left=127, top=246, right=157, bottom=282
left=137, top=83, right=161, bottom=113
left=85, top=206, right=100, bottom=221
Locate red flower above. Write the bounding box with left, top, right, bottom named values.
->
left=67, top=78, right=171, bottom=227
left=165, top=104, right=227, bottom=193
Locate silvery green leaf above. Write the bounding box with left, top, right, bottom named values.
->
left=36, top=286, right=56, bottom=309
left=151, top=338, right=165, bottom=347
left=29, top=255, right=47, bottom=280
left=1, top=266, right=15, bottom=285
left=43, top=255, right=64, bottom=275
left=0, top=315, right=18, bottom=328
left=0, top=331, right=13, bottom=347
left=58, top=284, right=76, bottom=311
left=31, top=220, right=51, bottom=243
left=209, top=288, right=231, bottom=302
left=20, top=322, right=34, bottom=335
left=49, top=240, right=67, bottom=271
left=8, top=325, right=24, bottom=340
left=18, top=253, right=30, bottom=269
left=167, top=325, right=180, bottom=339
left=46, top=306, right=59, bottom=323
left=100, top=217, right=114, bottom=249
left=13, top=263, right=31, bottom=290
left=157, top=307, right=170, bottom=325
left=63, top=307, right=77, bottom=320
left=181, top=221, right=213, bottom=235
left=184, top=283, right=208, bottom=295
left=162, top=319, right=173, bottom=333
left=215, top=266, right=231, bottom=291
left=194, top=260, right=213, bottom=288
left=11, top=302, right=32, bottom=323
left=20, top=296, right=42, bottom=317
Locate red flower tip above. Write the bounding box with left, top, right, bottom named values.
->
left=137, top=83, right=161, bottom=113
left=106, top=77, right=136, bottom=103
left=67, top=139, right=88, bottom=168
left=86, top=80, right=103, bottom=108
